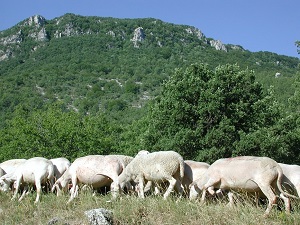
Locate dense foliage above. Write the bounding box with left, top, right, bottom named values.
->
left=0, top=14, right=299, bottom=163
left=141, top=64, right=284, bottom=163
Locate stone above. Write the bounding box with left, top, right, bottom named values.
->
left=275, top=72, right=281, bottom=78
left=185, top=27, right=204, bottom=39
left=28, top=27, right=48, bottom=41
left=209, top=39, right=227, bottom=51
left=25, top=15, right=46, bottom=28
left=47, top=217, right=59, bottom=225
left=1, top=30, right=23, bottom=45
left=131, top=27, right=145, bottom=48
left=84, top=208, right=113, bottom=225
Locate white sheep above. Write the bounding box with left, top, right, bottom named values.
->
left=182, top=160, right=210, bottom=198
left=190, top=156, right=299, bottom=216
left=0, top=159, right=27, bottom=194
left=0, top=159, right=27, bottom=175
left=0, top=157, right=54, bottom=203
left=50, top=157, right=71, bottom=180
left=117, top=150, right=185, bottom=199
left=108, top=154, right=133, bottom=167
left=49, top=157, right=71, bottom=195
left=52, top=155, right=128, bottom=203
left=143, top=160, right=210, bottom=198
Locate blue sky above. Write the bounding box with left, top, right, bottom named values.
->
left=1, top=0, right=299, bottom=58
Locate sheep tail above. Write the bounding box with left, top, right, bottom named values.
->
left=179, top=158, right=185, bottom=181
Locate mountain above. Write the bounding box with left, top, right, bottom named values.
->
left=0, top=14, right=299, bottom=126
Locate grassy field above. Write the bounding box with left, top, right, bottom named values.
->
left=0, top=190, right=299, bottom=225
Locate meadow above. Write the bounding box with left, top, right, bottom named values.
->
left=0, top=190, right=299, bottom=225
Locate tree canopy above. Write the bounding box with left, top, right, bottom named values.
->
left=142, top=63, right=284, bottom=163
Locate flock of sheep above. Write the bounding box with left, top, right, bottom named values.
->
left=0, top=150, right=299, bottom=217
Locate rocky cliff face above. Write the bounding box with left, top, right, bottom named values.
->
left=131, top=27, right=145, bottom=48
left=24, top=15, right=46, bottom=27
left=0, top=14, right=243, bottom=62
left=1, top=30, right=23, bottom=45
left=209, top=39, right=227, bottom=51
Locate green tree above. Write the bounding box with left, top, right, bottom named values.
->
left=0, top=103, right=122, bottom=161
left=234, top=77, right=300, bottom=164
left=143, top=63, right=280, bottom=163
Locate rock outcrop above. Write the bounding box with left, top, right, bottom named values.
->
left=209, top=39, right=227, bottom=51
left=0, top=30, right=23, bottom=45
left=185, top=27, right=204, bottom=40
left=24, top=15, right=46, bottom=28
left=29, top=27, right=48, bottom=41
left=131, top=27, right=145, bottom=48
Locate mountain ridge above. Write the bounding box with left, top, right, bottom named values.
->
left=0, top=13, right=299, bottom=126
left=0, top=13, right=247, bottom=62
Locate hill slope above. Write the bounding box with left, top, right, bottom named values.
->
left=0, top=14, right=299, bottom=125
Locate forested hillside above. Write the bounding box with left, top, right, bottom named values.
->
left=0, top=14, right=299, bottom=162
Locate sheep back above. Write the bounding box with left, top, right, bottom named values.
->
left=122, top=151, right=184, bottom=182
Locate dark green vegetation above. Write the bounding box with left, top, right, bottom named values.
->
left=0, top=14, right=299, bottom=163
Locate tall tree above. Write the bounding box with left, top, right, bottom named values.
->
left=143, top=63, right=280, bottom=163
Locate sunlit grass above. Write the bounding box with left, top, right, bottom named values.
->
left=0, top=190, right=299, bottom=224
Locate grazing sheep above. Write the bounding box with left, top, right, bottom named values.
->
left=49, top=157, right=71, bottom=195
left=117, top=150, right=185, bottom=199
left=190, top=156, right=298, bottom=216
left=50, top=157, right=71, bottom=180
left=0, top=159, right=27, bottom=194
left=251, top=163, right=300, bottom=212
left=0, top=159, right=27, bottom=175
left=279, top=163, right=300, bottom=197
left=109, top=155, right=133, bottom=167
left=144, top=160, right=210, bottom=198
left=52, top=155, right=126, bottom=203
left=183, top=160, right=210, bottom=199
left=0, top=157, right=54, bottom=203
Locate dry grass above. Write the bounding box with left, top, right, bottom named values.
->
left=0, top=190, right=299, bottom=225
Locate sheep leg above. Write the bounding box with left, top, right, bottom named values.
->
left=189, top=184, right=200, bottom=200
left=175, top=179, right=183, bottom=198
left=280, top=193, right=291, bottom=214
left=110, top=181, right=119, bottom=199
left=12, top=179, right=21, bottom=201
left=200, top=189, right=207, bottom=203
left=203, top=179, right=219, bottom=196
left=67, top=177, right=78, bottom=204
left=227, top=191, right=235, bottom=207
left=163, top=177, right=177, bottom=199
left=258, top=184, right=277, bottom=217
left=144, top=181, right=153, bottom=193
left=47, top=177, right=54, bottom=193
left=35, top=180, right=42, bottom=203
left=56, top=185, right=62, bottom=196
left=18, top=185, right=29, bottom=202
left=67, top=186, right=77, bottom=204
left=74, top=185, right=79, bottom=197
left=154, top=185, right=161, bottom=195
left=137, top=178, right=145, bottom=198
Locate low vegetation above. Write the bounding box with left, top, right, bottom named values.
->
left=0, top=190, right=299, bottom=224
